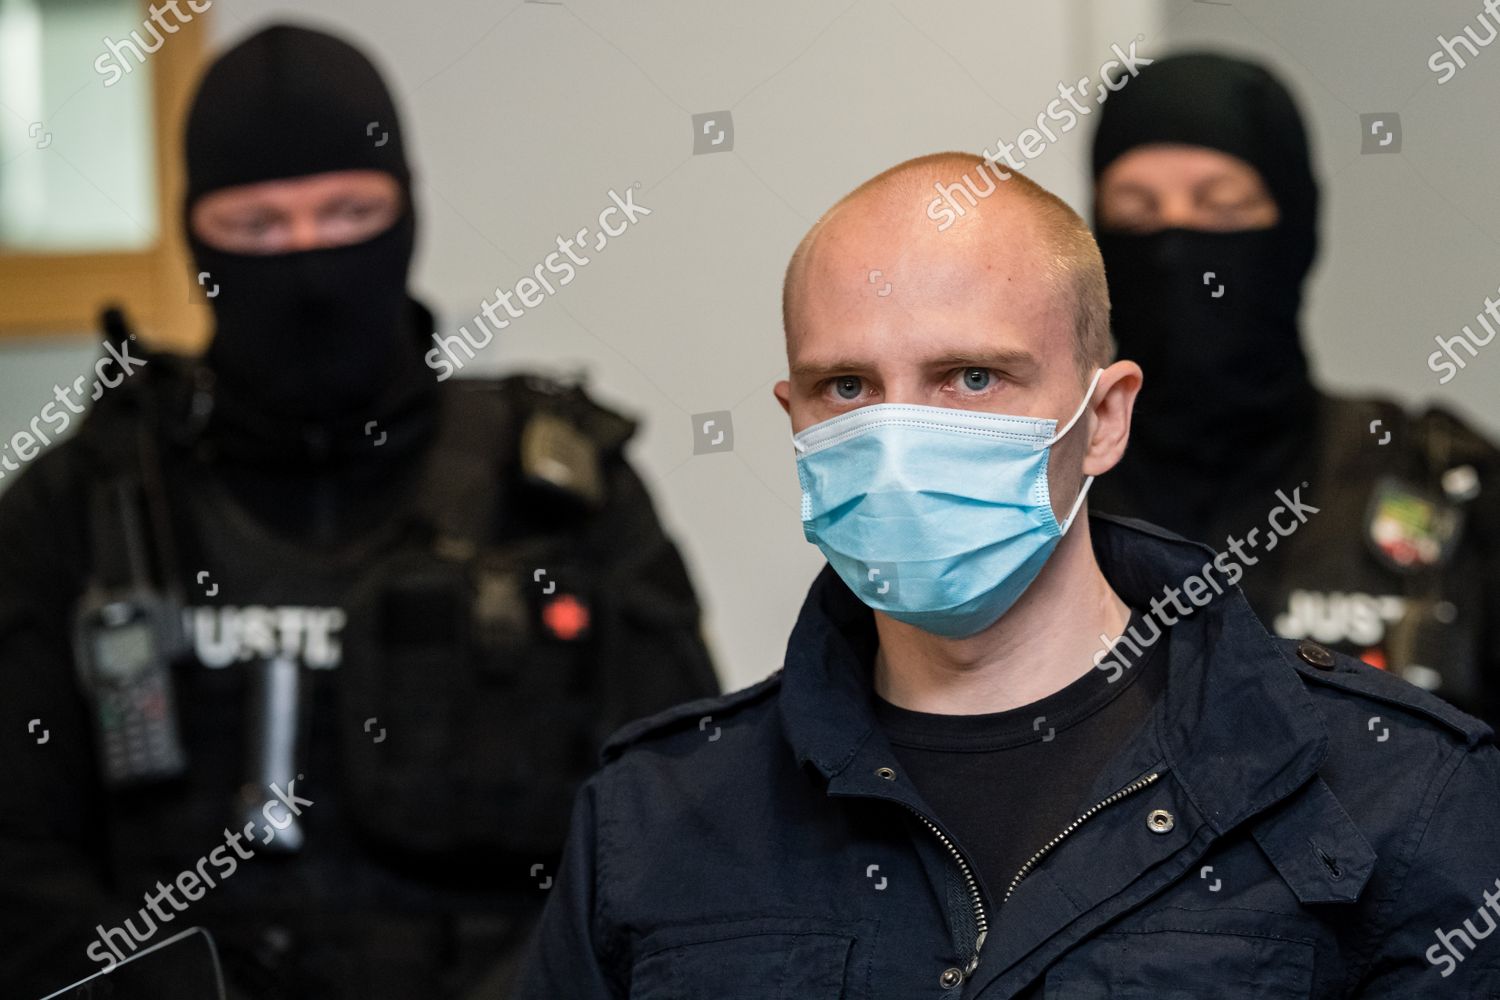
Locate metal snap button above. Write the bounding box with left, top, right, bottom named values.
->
left=1296, top=640, right=1336, bottom=670
left=1146, top=808, right=1175, bottom=834
left=875, top=766, right=896, bottom=780
left=939, top=967, right=963, bottom=990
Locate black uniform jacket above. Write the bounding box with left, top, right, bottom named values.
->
left=518, top=515, right=1500, bottom=999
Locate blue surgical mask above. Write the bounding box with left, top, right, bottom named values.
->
left=793, top=369, right=1103, bottom=638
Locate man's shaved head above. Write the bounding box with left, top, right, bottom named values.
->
left=782, top=152, right=1112, bottom=381
left=772, top=151, right=1143, bottom=577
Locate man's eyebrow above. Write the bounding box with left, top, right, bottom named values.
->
left=1195, top=174, right=1247, bottom=196
left=789, top=349, right=1041, bottom=381
left=788, top=358, right=875, bottom=379
left=1105, top=178, right=1154, bottom=199
left=216, top=205, right=282, bottom=224
left=921, top=349, right=1039, bottom=373
left=318, top=192, right=384, bottom=211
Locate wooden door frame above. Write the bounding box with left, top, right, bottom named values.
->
left=0, top=1, right=211, bottom=353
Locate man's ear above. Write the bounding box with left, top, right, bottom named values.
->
left=773, top=379, right=792, bottom=416
left=1082, top=360, right=1142, bottom=478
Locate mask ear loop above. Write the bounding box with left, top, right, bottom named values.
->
left=1039, top=368, right=1105, bottom=535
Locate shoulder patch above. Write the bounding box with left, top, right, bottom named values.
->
left=601, top=671, right=783, bottom=764
left=452, top=374, right=640, bottom=508
left=483, top=373, right=639, bottom=454
left=1280, top=638, right=1492, bottom=747
left=1324, top=394, right=1407, bottom=438
left=1417, top=404, right=1500, bottom=466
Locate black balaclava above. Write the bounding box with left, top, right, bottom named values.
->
left=181, top=24, right=438, bottom=543
left=185, top=23, right=423, bottom=424
left=1091, top=53, right=1320, bottom=498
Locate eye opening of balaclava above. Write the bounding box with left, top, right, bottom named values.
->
left=1089, top=52, right=1320, bottom=475
left=184, top=23, right=421, bottom=422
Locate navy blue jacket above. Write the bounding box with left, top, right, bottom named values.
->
left=518, top=516, right=1500, bottom=997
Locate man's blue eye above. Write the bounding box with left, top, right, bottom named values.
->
left=834, top=377, right=862, bottom=400
left=962, top=368, right=991, bottom=391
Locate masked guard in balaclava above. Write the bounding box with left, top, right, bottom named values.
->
left=1088, top=52, right=1500, bottom=725
left=0, top=23, right=718, bottom=998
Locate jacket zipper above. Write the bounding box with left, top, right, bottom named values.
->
left=907, top=807, right=989, bottom=978
left=1003, top=771, right=1161, bottom=904
left=908, top=770, right=1162, bottom=984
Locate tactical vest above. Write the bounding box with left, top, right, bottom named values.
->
left=86, top=369, right=634, bottom=891
left=1238, top=397, right=1496, bottom=719
left=1096, top=394, right=1497, bottom=720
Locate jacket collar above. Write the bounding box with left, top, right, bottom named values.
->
left=777, top=513, right=1328, bottom=836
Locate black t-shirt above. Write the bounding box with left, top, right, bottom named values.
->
left=873, top=610, right=1168, bottom=909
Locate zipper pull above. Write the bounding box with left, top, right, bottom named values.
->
left=963, top=929, right=987, bottom=978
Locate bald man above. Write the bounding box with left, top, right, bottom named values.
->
left=516, top=154, right=1500, bottom=998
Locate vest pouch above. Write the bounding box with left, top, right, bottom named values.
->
left=338, top=541, right=598, bottom=860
